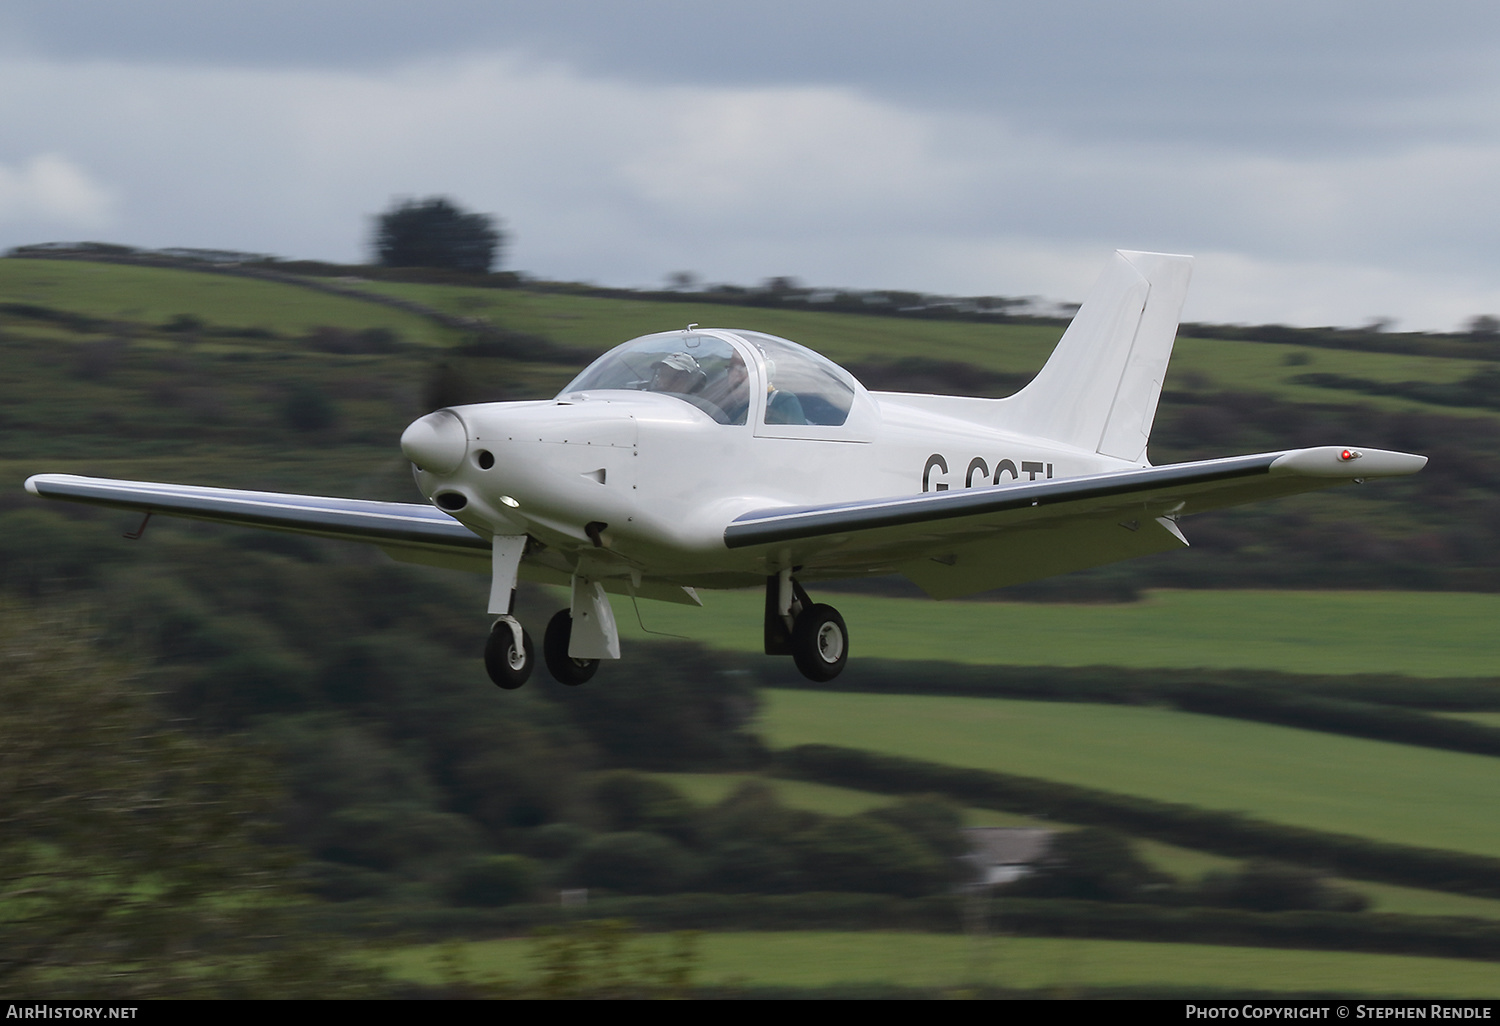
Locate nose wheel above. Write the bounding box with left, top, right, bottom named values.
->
left=484, top=617, right=534, bottom=689
left=544, top=608, right=599, bottom=686
left=792, top=603, right=848, bottom=682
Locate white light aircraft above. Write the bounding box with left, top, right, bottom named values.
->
left=25, top=251, right=1426, bottom=687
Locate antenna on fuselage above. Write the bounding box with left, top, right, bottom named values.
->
left=685, top=323, right=698, bottom=332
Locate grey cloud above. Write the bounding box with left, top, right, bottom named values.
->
left=9, top=1, right=1500, bottom=156
left=4, top=11, right=1500, bottom=329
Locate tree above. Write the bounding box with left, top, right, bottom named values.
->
left=1467, top=314, right=1500, bottom=339
left=0, top=604, right=381, bottom=997
left=373, top=196, right=502, bottom=273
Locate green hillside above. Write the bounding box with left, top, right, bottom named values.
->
left=364, top=277, right=1500, bottom=418
left=0, top=258, right=450, bottom=344
left=649, top=770, right=1500, bottom=921
left=4, top=255, right=1497, bottom=419
left=9, top=252, right=1500, bottom=995
left=759, top=689, right=1500, bottom=859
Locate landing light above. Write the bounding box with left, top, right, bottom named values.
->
left=498, top=495, right=520, bottom=508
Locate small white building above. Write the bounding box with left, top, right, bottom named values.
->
left=960, top=827, right=1055, bottom=887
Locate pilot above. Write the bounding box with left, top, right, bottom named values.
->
left=649, top=351, right=704, bottom=394
left=763, top=359, right=806, bottom=425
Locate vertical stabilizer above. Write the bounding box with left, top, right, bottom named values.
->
left=1001, top=250, right=1192, bottom=463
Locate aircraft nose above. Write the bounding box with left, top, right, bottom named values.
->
left=401, top=410, right=467, bottom=474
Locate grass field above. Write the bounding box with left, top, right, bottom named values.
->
left=648, top=771, right=1057, bottom=827
left=385, top=931, right=1500, bottom=996
left=759, top=689, right=1500, bottom=859
left=617, top=588, right=1500, bottom=677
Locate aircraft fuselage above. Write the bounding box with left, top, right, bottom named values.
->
left=410, top=383, right=1125, bottom=589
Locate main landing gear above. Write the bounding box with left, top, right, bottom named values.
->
left=544, top=608, right=598, bottom=686
left=765, top=570, right=849, bottom=682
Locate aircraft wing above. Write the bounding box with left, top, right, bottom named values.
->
left=24, top=473, right=488, bottom=560
left=21, top=473, right=706, bottom=605
left=723, top=446, right=1426, bottom=598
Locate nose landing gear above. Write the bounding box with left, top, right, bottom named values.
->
left=483, top=534, right=616, bottom=688
left=484, top=617, right=534, bottom=689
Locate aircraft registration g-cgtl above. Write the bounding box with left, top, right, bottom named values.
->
left=26, top=251, right=1426, bottom=687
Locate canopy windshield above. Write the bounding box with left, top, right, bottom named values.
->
left=734, top=331, right=856, bottom=427
left=561, top=333, right=750, bottom=425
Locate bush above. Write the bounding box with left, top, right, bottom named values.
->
left=445, top=855, right=539, bottom=907
left=867, top=794, right=969, bottom=860
left=565, top=832, right=700, bottom=895
left=701, top=839, right=806, bottom=894
left=281, top=381, right=338, bottom=432
left=592, top=771, right=698, bottom=843
left=543, top=643, right=765, bottom=770
left=522, top=822, right=593, bottom=861
left=1007, top=828, right=1171, bottom=902
left=301, top=861, right=393, bottom=902
left=316, top=805, right=482, bottom=873
left=1195, top=860, right=1369, bottom=913
left=792, top=815, right=950, bottom=898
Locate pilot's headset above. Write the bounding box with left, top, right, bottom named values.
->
left=655, top=350, right=705, bottom=393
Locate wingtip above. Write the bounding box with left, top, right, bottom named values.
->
left=24, top=473, right=86, bottom=497
left=1271, top=447, right=1427, bottom=478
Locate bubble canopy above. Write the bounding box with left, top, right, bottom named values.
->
left=560, top=330, right=857, bottom=427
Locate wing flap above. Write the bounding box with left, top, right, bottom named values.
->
left=897, top=513, right=1189, bottom=599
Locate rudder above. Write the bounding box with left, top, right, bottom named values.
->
left=999, top=250, right=1192, bottom=463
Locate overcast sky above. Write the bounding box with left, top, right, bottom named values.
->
left=3, top=1, right=1500, bottom=329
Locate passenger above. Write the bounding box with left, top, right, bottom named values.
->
left=648, top=351, right=704, bottom=394
left=698, top=356, right=751, bottom=424
left=763, top=359, right=806, bottom=425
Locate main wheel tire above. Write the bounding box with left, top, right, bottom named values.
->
left=791, top=603, right=848, bottom=682
left=544, top=608, right=599, bottom=686
left=484, top=620, right=534, bottom=689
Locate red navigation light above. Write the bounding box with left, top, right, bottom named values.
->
left=1340, top=449, right=1360, bottom=461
